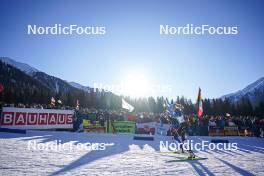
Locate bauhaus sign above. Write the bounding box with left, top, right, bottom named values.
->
left=0, top=107, right=74, bottom=129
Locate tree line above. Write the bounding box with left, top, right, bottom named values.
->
left=0, top=61, right=263, bottom=118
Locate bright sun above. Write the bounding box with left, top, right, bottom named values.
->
left=123, top=71, right=150, bottom=98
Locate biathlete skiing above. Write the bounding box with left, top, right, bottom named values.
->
left=172, top=123, right=196, bottom=159
left=164, top=100, right=196, bottom=159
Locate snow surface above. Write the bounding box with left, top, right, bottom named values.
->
left=0, top=131, right=264, bottom=176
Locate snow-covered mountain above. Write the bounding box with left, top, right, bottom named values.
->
left=0, top=57, right=111, bottom=95
left=0, top=57, right=120, bottom=107
left=221, top=77, right=264, bottom=106
left=32, top=72, right=77, bottom=93
left=0, top=57, right=39, bottom=75
left=3, top=56, right=263, bottom=106
left=0, top=57, right=77, bottom=93
left=68, top=82, right=92, bottom=93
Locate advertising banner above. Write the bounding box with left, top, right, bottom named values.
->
left=83, top=119, right=105, bottom=133
left=136, top=122, right=156, bottom=135
left=156, top=123, right=169, bottom=136
left=83, top=119, right=91, bottom=128
left=0, top=107, right=74, bottom=129
left=209, top=126, right=225, bottom=136
left=238, top=127, right=253, bottom=136
left=224, top=126, right=238, bottom=136
left=109, top=121, right=135, bottom=133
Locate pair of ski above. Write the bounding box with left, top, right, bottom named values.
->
left=161, top=150, right=207, bottom=162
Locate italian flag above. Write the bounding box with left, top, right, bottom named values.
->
left=196, top=87, right=203, bottom=119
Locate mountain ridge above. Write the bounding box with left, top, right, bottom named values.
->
left=1, top=57, right=263, bottom=107
left=221, top=77, right=264, bottom=106
left=0, top=57, right=80, bottom=93
left=0, top=57, right=39, bottom=75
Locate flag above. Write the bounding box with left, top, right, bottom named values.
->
left=0, top=83, right=4, bottom=93
left=122, top=98, right=134, bottom=112
left=76, top=99, right=80, bottom=110
left=50, top=97, right=56, bottom=106
left=163, top=99, right=185, bottom=123
left=196, top=87, right=203, bottom=119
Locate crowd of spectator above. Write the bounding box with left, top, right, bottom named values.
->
left=1, top=103, right=263, bottom=137
left=186, top=115, right=264, bottom=137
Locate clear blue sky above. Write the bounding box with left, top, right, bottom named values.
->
left=0, top=0, right=263, bottom=101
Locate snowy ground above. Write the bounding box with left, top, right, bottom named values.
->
left=0, top=130, right=264, bottom=176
